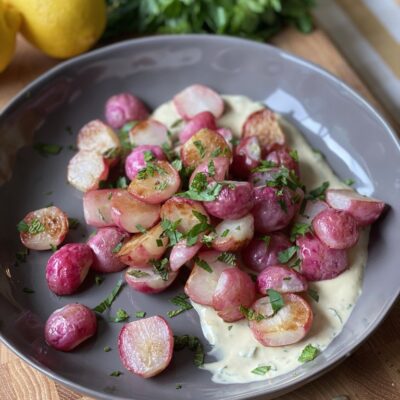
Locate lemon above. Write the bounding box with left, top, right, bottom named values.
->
left=5, top=0, right=106, bottom=59
left=0, top=0, right=20, bottom=72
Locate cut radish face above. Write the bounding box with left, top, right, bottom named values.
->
left=170, top=241, right=202, bottom=272
left=296, top=200, right=329, bottom=224
left=128, top=161, right=181, bottom=204
left=180, top=128, right=232, bottom=168
left=326, top=189, right=385, bottom=226
left=189, top=157, right=229, bottom=186
left=184, top=250, right=235, bottom=306
left=19, top=206, right=69, bottom=251
left=243, top=109, right=285, bottom=152
left=212, top=214, right=254, bottom=252
left=118, top=316, right=173, bottom=378
left=212, top=268, right=256, bottom=322
left=129, top=120, right=170, bottom=147
left=216, top=128, right=233, bottom=148
left=160, top=197, right=209, bottom=234
left=256, top=265, right=308, bottom=294
left=173, top=84, right=224, bottom=120
left=249, top=294, right=313, bottom=347
left=83, top=189, right=122, bottom=228
left=312, top=208, right=360, bottom=249
left=231, top=136, right=261, bottom=180
left=77, top=119, right=120, bottom=157
left=111, top=191, right=160, bottom=233
left=266, top=146, right=299, bottom=176
left=67, top=151, right=109, bottom=192
left=179, top=111, right=217, bottom=144
left=125, top=145, right=166, bottom=180
left=125, top=265, right=177, bottom=294
left=117, top=224, right=168, bottom=267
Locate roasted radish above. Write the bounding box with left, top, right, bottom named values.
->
left=129, top=120, right=170, bottom=147
left=45, top=243, right=93, bottom=295
left=45, top=303, right=97, bottom=351
left=212, top=214, right=254, bottom=252
left=266, top=146, right=299, bottom=176
left=170, top=241, right=202, bottom=272
left=118, top=316, right=173, bottom=378
left=296, top=199, right=329, bottom=224
left=249, top=294, right=313, bottom=347
left=231, top=136, right=261, bottom=179
left=326, top=189, right=385, bottom=226
left=179, top=111, right=217, bottom=144
left=111, top=190, right=160, bottom=233
left=67, top=151, right=109, bottom=192
left=189, top=157, right=229, bottom=186
left=173, top=84, right=224, bottom=120
left=249, top=167, right=280, bottom=187
left=19, top=206, right=68, bottom=250
left=216, top=128, right=233, bottom=148
left=128, top=160, right=181, bottom=204
left=125, top=145, right=166, bottom=180
left=212, top=268, right=256, bottom=322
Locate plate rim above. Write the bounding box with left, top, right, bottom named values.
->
left=1, top=33, right=399, bottom=400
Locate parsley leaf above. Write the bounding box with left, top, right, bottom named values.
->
left=173, top=335, right=204, bottom=367
left=208, top=159, right=216, bottom=177
left=195, top=257, right=212, bottom=273
left=110, top=308, right=129, bottom=323
left=261, top=235, right=271, bottom=248
left=277, top=246, right=299, bottom=264
left=95, top=275, right=104, bottom=286
left=251, top=160, right=277, bottom=173
left=298, top=344, right=319, bottom=363
left=151, top=258, right=169, bottom=281
left=161, top=219, right=183, bottom=246
left=306, top=181, right=330, bottom=201
left=267, top=289, right=285, bottom=314
left=112, top=242, right=123, bottom=254
left=217, top=252, right=236, bottom=265
left=135, top=224, right=147, bottom=233
left=193, top=140, right=206, bottom=158
left=17, top=218, right=45, bottom=235
left=251, top=365, right=271, bottom=375
left=289, top=149, right=299, bottom=162
left=290, top=223, right=311, bottom=242
left=34, top=143, right=62, bottom=157
left=240, top=305, right=265, bottom=321
left=343, top=178, right=355, bottom=186
left=177, top=180, right=223, bottom=202
left=135, top=311, right=146, bottom=318
left=93, top=279, right=124, bottom=313
left=167, top=293, right=193, bottom=318
left=185, top=210, right=212, bottom=246
left=221, top=229, right=230, bottom=238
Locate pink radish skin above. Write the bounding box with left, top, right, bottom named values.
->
left=203, top=181, right=254, bottom=220
left=125, top=266, right=177, bottom=294
left=173, top=84, right=224, bottom=120
left=83, top=189, right=123, bottom=228
left=67, top=151, right=109, bottom=192
left=313, top=209, right=360, bottom=249
left=118, top=316, right=173, bottom=378
left=249, top=167, right=280, bottom=187
left=212, top=268, right=256, bottom=322
left=125, top=145, right=166, bottom=180
left=216, top=128, right=233, bottom=148
left=105, top=93, right=149, bottom=129
left=266, top=146, right=299, bottom=176
left=249, top=294, right=313, bottom=347
left=129, top=120, right=170, bottom=147
left=184, top=250, right=235, bottom=305
left=179, top=111, right=217, bottom=144
left=45, top=303, right=97, bottom=351
left=212, top=214, right=254, bottom=252
left=296, top=200, right=329, bottom=224
left=297, top=234, right=348, bottom=281
left=231, top=136, right=261, bottom=179
left=45, top=244, right=93, bottom=295
left=19, top=206, right=69, bottom=251
left=189, top=157, right=230, bottom=186
left=128, top=161, right=181, bottom=204
left=256, top=265, right=308, bottom=294
left=111, top=191, right=160, bottom=233
left=242, top=232, right=292, bottom=272
left=170, top=241, right=202, bottom=272
left=117, top=224, right=168, bottom=267
left=326, top=189, right=385, bottom=226
left=87, top=227, right=129, bottom=273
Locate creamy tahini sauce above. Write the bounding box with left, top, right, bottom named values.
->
left=153, top=96, right=369, bottom=384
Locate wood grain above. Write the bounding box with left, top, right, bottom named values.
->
left=0, top=29, right=399, bottom=400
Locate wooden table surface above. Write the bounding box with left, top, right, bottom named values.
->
left=0, top=28, right=399, bottom=400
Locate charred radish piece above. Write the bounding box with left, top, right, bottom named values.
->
left=173, top=84, right=224, bottom=120
left=179, top=111, right=217, bottom=144
left=231, top=136, right=261, bottom=179
left=129, top=120, right=170, bottom=147
left=18, top=206, right=68, bottom=251
left=125, top=145, right=166, bottom=180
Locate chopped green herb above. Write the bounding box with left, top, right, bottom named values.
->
left=17, top=218, right=45, bottom=235
left=289, top=149, right=299, bottom=162
left=201, top=233, right=216, bottom=246
left=230, top=137, right=239, bottom=146
left=151, top=258, right=169, bottom=281
left=195, top=257, right=212, bottom=273
left=343, top=178, right=355, bottom=186
left=127, top=269, right=150, bottom=278
left=135, top=311, right=146, bottom=318
left=251, top=160, right=277, bottom=173
left=185, top=210, right=212, bottom=246
left=235, top=225, right=241, bottom=231
left=298, top=344, right=319, bottom=363
left=263, top=166, right=304, bottom=192
left=217, top=252, right=236, bottom=265
left=112, top=242, right=123, bottom=254
left=143, top=150, right=155, bottom=162
left=68, top=218, right=80, bottom=230
left=22, top=287, right=35, bottom=294
left=208, top=159, right=215, bottom=177
left=171, top=159, right=183, bottom=171
left=308, top=288, right=319, bottom=302
left=175, top=384, right=183, bottom=390
left=156, top=238, right=163, bottom=247
left=135, top=224, right=147, bottom=234
left=111, top=308, right=129, bottom=323
left=92, top=279, right=124, bottom=313
left=50, top=244, right=57, bottom=252
left=103, top=346, right=111, bottom=352
left=177, top=180, right=223, bottom=202
left=240, top=305, right=265, bottom=322
left=67, top=144, right=78, bottom=151
left=267, top=289, right=285, bottom=314
left=290, top=223, right=311, bottom=242
left=137, top=159, right=166, bottom=180
left=277, top=198, right=288, bottom=213
left=173, top=335, right=204, bottom=367
left=277, top=246, right=299, bottom=264
left=161, top=219, right=184, bottom=247
left=115, top=176, right=128, bottom=188
left=110, top=371, right=123, bottom=377
left=228, top=325, right=233, bottom=331
left=15, top=248, right=29, bottom=263
left=251, top=365, right=271, bottom=375
left=283, top=276, right=292, bottom=281
left=221, top=229, right=230, bottom=238
left=154, top=181, right=168, bottom=191
left=193, top=140, right=206, bottom=158
left=34, top=143, right=63, bottom=156
left=171, top=119, right=183, bottom=128
left=306, top=181, right=330, bottom=201
left=95, top=275, right=105, bottom=286
left=167, top=293, right=193, bottom=318
left=261, top=235, right=271, bottom=248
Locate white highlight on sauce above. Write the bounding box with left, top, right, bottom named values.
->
left=153, top=96, right=369, bottom=384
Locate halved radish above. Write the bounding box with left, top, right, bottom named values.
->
left=189, top=157, right=230, bottom=186
left=117, top=224, right=168, bottom=267
left=170, top=241, right=202, bottom=272
left=67, top=151, right=109, bottom=192
left=243, top=109, right=285, bottom=152
left=111, top=191, right=160, bottom=233
left=249, top=294, right=313, bottom=347
left=180, top=128, right=231, bottom=168
left=212, top=214, right=254, bottom=252
left=216, top=128, right=233, bottom=148
left=179, top=111, right=217, bottom=144
left=125, top=265, right=177, bottom=294
left=184, top=250, right=235, bottom=306
left=160, top=197, right=209, bottom=234
left=83, top=189, right=123, bottom=227
left=212, top=268, right=256, bottom=322
left=77, top=120, right=120, bottom=158
left=173, top=84, right=224, bottom=120
left=266, top=146, right=300, bottom=176
left=125, top=145, right=166, bottom=180
left=128, top=160, right=181, bottom=204
left=312, top=208, right=360, bottom=249
left=256, top=265, right=308, bottom=294
left=129, top=120, right=170, bottom=147
left=19, top=206, right=69, bottom=250
left=326, top=189, right=385, bottom=226
left=296, top=199, right=329, bottom=224
left=118, top=316, right=173, bottom=378
left=231, top=136, right=261, bottom=179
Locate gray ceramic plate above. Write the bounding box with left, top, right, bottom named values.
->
left=0, top=35, right=399, bottom=400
